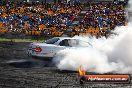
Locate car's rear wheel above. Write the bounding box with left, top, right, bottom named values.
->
left=79, top=76, right=86, bottom=85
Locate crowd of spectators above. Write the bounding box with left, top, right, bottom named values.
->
left=0, top=1, right=127, bottom=39
left=79, top=2, right=127, bottom=38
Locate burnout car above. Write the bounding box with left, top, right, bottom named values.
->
left=28, top=37, right=92, bottom=58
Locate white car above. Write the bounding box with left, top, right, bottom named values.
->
left=28, top=37, right=92, bottom=58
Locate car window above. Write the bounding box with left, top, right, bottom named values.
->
left=59, top=39, right=70, bottom=46
left=77, top=39, right=92, bottom=47
left=68, top=39, right=78, bottom=47
left=68, top=39, right=92, bottom=47
left=45, top=38, right=59, bottom=44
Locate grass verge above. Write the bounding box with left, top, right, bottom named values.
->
left=0, top=37, right=44, bottom=43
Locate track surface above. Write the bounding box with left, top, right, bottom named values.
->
left=0, top=41, right=132, bottom=88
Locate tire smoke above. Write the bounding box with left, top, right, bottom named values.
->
left=53, top=0, right=132, bottom=73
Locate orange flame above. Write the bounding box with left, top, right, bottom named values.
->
left=78, top=65, right=86, bottom=76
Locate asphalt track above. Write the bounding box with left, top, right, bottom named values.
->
left=0, top=41, right=132, bottom=88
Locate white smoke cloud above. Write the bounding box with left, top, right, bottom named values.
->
left=53, top=1, right=132, bottom=73
left=54, top=47, right=115, bottom=73
left=128, top=0, right=132, bottom=11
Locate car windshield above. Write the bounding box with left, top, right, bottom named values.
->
left=45, top=38, right=59, bottom=44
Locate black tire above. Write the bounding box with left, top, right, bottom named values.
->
left=80, top=76, right=86, bottom=85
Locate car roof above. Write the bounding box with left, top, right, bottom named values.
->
left=49, top=37, right=92, bottom=47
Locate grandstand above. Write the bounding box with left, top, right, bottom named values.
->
left=0, top=0, right=129, bottom=39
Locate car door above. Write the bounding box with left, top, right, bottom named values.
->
left=54, top=39, right=71, bottom=52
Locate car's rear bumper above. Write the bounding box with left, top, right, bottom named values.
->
left=31, top=55, right=53, bottom=60
left=28, top=50, right=54, bottom=58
